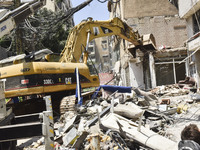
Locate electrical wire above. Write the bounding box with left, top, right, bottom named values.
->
left=5, top=38, right=13, bottom=52
left=97, top=0, right=108, bottom=3
left=110, top=0, right=121, bottom=3
left=97, top=0, right=120, bottom=3
left=25, top=19, right=37, bottom=33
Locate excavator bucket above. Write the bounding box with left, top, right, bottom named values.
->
left=128, top=33, right=156, bottom=56
left=142, top=34, right=156, bottom=50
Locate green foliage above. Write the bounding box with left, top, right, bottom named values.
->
left=0, top=7, right=72, bottom=55
left=25, top=8, right=72, bottom=53
left=0, top=36, right=12, bottom=49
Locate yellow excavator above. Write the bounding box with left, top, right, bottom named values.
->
left=0, top=17, right=156, bottom=100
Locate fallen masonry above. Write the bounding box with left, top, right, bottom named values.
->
left=16, top=84, right=200, bottom=150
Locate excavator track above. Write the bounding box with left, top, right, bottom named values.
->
left=7, top=90, right=96, bottom=116
left=60, top=95, right=76, bottom=115
left=59, top=91, right=96, bottom=115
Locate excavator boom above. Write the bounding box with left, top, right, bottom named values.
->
left=60, top=17, right=156, bottom=63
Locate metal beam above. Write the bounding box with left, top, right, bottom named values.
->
left=14, top=113, right=40, bottom=124
left=173, top=58, right=177, bottom=83
left=0, top=122, right=42, bottom=142
left=43, top=96, right=54, bottom=150
left=155, top=61, right=184, bottom=65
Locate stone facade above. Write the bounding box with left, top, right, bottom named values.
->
left=123, top=0, right=178, bottom=18
left=127, top=16, right=187, bottom=49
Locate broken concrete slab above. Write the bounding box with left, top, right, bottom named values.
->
left=101, top=113, right=177, bottom=150
left=87, top=102, right=118, bottom=128
left=114, top=103, right=143, bottom=119
left=72, top=131, right=88, bottom=149
left=63, top=115, right=77, bottom=133
left=62, top=127, right=78, bottom=147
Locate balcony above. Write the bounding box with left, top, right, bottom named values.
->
left=179, top=0, right=200, bottom=18
left=188, top=33, right=200, bottom=51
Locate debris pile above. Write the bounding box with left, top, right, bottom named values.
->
left=19, top=84, right=200, bottom=150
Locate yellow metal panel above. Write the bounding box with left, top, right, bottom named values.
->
left=5, top=86, right=43, bottom=98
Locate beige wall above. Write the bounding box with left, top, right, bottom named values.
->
left=123, top=0, right=178, bottom=18
left=109, top=0, right=187, bottom=48
left=127, top=16, right=187, bottom=49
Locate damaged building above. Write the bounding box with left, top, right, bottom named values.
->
left=2, top=1, right=200, bottom=149
left=109, top=0, right=188, bottom=89
left=178, top=0, right=200, bottom=90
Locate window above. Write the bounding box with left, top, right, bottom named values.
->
left=103, top=55, right=109, bottom=63
left=88, top=47, right=93, bottom=53
left=89, top=41, right=94, bottom=46
left=101, top=40, right=108, bottom=50
left=193, top=9, right=200, bottom=34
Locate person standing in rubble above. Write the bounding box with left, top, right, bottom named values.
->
left=178, top=124, right=200, bottom=150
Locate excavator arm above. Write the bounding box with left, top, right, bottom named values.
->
left=60, top=17, right=156, bottom=63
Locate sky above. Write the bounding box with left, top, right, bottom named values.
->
left=71, top=0, right=110, bottom=25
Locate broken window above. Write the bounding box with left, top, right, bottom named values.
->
left=156, top=64, right=174, bottom=85
left=101, top=40, right=108, bottom=50
left=155, top=61, right=186, bottom=86
left=88, top=47, right=93, bottom=53
left=189, top=52, right=197, bottom=76
left=193, top=9, right=200, bottom=34
left=102, top=55, right=109, bottom=63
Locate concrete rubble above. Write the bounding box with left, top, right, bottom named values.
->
left=17, top=84, right=200, bottom=150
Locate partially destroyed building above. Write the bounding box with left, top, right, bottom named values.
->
left=95, top=37, right=111, bottom=73
left=45, top=0, right=74, bottom=26
left=178, top=0, right=200, bottom=90
left=109, top=0, right=188, bottom=89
